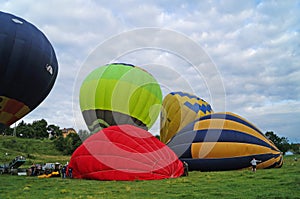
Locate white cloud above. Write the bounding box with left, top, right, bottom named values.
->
left=2, top=0, right=299, bottom=142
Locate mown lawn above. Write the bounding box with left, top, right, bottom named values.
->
left=0, top=155, right=299, bottom=199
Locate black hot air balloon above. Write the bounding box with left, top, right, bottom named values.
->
left=0, top=11, right=58, bottom=129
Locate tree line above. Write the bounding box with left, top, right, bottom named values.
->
left=1, top=119, right=86, bottom=155
left=265, top=131, right=299, bottom=155
left=1, top=119, right=299, bottom=155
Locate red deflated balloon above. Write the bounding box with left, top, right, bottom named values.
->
left=68, top=125, right=183, bottom=181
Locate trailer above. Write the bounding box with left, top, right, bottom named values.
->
left=0, top=156, right=26, bottom=175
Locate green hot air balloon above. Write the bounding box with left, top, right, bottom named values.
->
left=80, top=63, right=162, bottom=133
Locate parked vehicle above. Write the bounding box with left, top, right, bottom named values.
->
left=0, top=156, right=26, bottom=175
left=0, top=164, right=4, bottom=174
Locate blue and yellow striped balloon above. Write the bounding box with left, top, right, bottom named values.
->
left=167, top=112, right=283, bottom=171
left=160, top=92, right=213, bottom=143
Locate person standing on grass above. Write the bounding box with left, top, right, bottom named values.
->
left=68, top=166, right=73, bottom=178
left=31, top=164, right=36, bottom=176
left=61, top=165, right=66, bottom=178
left=250, top=157, right=261, bottom=172
left=182, top=161, right=189, bottom=176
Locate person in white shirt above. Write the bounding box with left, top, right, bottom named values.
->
left=250, top=157, right=261, bottom=172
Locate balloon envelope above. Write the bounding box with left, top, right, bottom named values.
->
left=167, top=112, right=283, bottom=171
left=68, top=125, right=184, bottom=181
left=80, top=63, right=162, bottom=133
left=0, top=11, right=58, bottom=129
left=160, top=91, right=213, bottom=143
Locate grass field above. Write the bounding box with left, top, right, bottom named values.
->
left=0, top=136, right=70, bottom=167
left=0, top=136, right=299, bottom=199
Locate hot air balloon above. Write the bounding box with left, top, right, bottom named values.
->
left=80, top=63, right=162, bottom=133
left=167, top=112, right=283, bottom=171
left=68, top=125, right=184, bottom=181
left=160, top=91, right=213, bottom=143
left=0, top=11, right=58, bottom=129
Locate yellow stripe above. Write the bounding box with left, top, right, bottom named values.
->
left=161, top=101, right=181, bottom=143
left=161, top=96, right=183, bottom=143
left=276, top=156, right=283, bottom=168
left=15, top=105, right=30, bottom=118
left=257, top=155, right=282, bottom=169
left=0, top=112, right=14, bottom=124
left=0, top=96, right=9, bottom=111
left=173, top=93, right=209, bottom=105
left=191, top=142, right=281, bottom=159
left=193, top=119, right=276, bottom=150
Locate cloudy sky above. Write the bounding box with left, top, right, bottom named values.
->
left=2, top=0, right=299, bottom=142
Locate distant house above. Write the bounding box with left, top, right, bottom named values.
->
left=61, top=128, right=77, bottom=138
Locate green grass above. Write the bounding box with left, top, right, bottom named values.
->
left=0, top=136, right=70, bottom=166
left=0, top=136, right=299, bottom=199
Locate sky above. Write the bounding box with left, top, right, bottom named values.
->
left=1, top=0, right=299, bottom=142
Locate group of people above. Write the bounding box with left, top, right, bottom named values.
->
left=61, top=165, right=72, bottom=179
left=29, top=162, right=73, bottom=178
left=30, top=163, right=42, bottom=176
left=31, top=157, right=261, bottom=179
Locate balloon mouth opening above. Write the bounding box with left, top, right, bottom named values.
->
left=81, top=109, right=148, bottom=134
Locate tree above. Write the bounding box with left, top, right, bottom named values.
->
left=265, top=131, right=290, bottom=155
left=47, top=124, right=62, bottom=138
left=77, top=129, right=90, bottom=141
left=54, top=132, right=82, bottom=155
left=54, top=136, right=65, bottom=152
left=290, top=143, right=300, bottom=154
left=16, top=123, right=34, bottom=138
left=32, top=119, right=48, bottom=138
left=2, top=127, right=13, bottom=136
left=64, top=133, right=82, bottom=155
left=3, top=119, right=61, bottom=139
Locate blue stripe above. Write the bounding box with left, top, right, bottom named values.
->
left=192, top=129, right=275, bottom=150
left=170, top=91, right=210, bottom=104
left=167, top=130, right=194, bottom=158
left=180, top=153, right=281, bottom=171
left=184, top=101, right=212, bottom=114
left=170, top=91, right=201, bottom=100
left=264, top=155, right=283, bottom=169
left=107, top=63, right=135, bottom=67
left=200, top=113, right=265, bottom=136
left=168, top=128, right=277, bottom=158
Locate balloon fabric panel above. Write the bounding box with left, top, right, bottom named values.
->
left=0, top=96, right=30, bottom=126
left=68, top=125, right=184, bottom=181
left=191, top=142, right=280, bottom=159
left=192, top=118, right=277, bottom=150
left=257, top=155, right=283, bottom=169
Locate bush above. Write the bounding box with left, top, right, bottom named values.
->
left=54, top=134, right=82, bottom=155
